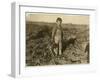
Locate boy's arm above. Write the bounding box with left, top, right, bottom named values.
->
left=51, top=27, right=56, bottom=41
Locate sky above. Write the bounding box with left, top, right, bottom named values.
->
left=26, top=13, right=89, bottom=25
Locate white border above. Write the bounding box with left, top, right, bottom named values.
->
left=11, top=2, right=97, bottom=78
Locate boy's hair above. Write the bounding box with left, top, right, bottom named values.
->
left=56, top=17, right=62, bottom=22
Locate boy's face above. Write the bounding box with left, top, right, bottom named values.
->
left=56, top=20, right=62, bottom=26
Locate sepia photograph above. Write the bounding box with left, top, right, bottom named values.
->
left=25, top=13, right=89, bottom=66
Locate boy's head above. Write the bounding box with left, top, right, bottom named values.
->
left=56, top=17, right=62, bottom=26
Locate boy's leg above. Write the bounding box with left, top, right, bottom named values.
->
left=59, top=40, right=62, bottom=55
left=54, top=37, right=59, bottom=56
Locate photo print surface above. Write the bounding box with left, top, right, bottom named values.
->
left=26, top=13, right=89, bottom=66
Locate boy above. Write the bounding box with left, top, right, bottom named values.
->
left=52, top=17, right=63, bottom=56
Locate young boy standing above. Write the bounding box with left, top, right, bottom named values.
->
left=52, top=17, right=63, bottom=56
